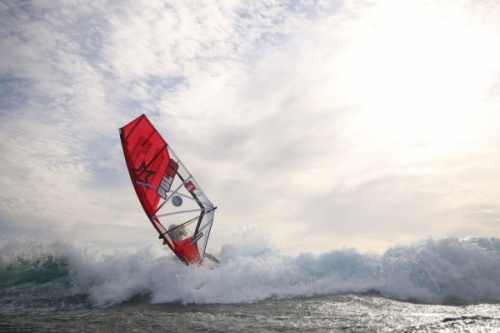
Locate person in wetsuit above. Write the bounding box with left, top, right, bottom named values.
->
left=166, top=224, right=219, bottom=265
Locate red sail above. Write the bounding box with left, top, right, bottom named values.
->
left=119, top=114, right=216, bottom=266
left=119, top=115, right=170, bottom=217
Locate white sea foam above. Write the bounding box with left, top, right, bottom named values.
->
left=1, top=233, right=500, bottom=306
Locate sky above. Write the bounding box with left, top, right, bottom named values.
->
left=1, top=0, right=499, bottom=255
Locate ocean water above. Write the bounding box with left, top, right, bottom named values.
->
left=1, top=234, right=500, bottom=332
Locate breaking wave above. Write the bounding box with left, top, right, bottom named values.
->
left=1, top=232, right=500, bottom=313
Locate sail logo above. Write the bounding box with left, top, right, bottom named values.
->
left=157, top=159, right=179, bottom=199
left=157, top=176, right=173, bottom=199
left=185, top=180, right=196, bottom=193
left=172, top=195, right=183, bottom=207
left=134, top=160, right=156, bottom=184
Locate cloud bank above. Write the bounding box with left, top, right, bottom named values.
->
left=1, top=0, right=499, bottom=254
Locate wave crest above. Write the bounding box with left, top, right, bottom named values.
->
left=1, top=235, right=500, bottom=311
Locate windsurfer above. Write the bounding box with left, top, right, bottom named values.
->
left=166, top=224, right=202, bottom=265
left=165, top=224, right=219, bottom=265
left=120, top=114, right=217, bottom=266
left=168, top=224, right=188, bottom=242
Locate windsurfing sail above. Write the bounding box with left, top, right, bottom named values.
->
left=119, top=114, right=216, bottom=265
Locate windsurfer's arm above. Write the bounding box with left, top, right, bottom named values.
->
left=204, top=252, right=220, bottom=264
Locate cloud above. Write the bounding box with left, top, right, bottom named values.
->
left=0, top=0, right=499, bottom=254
